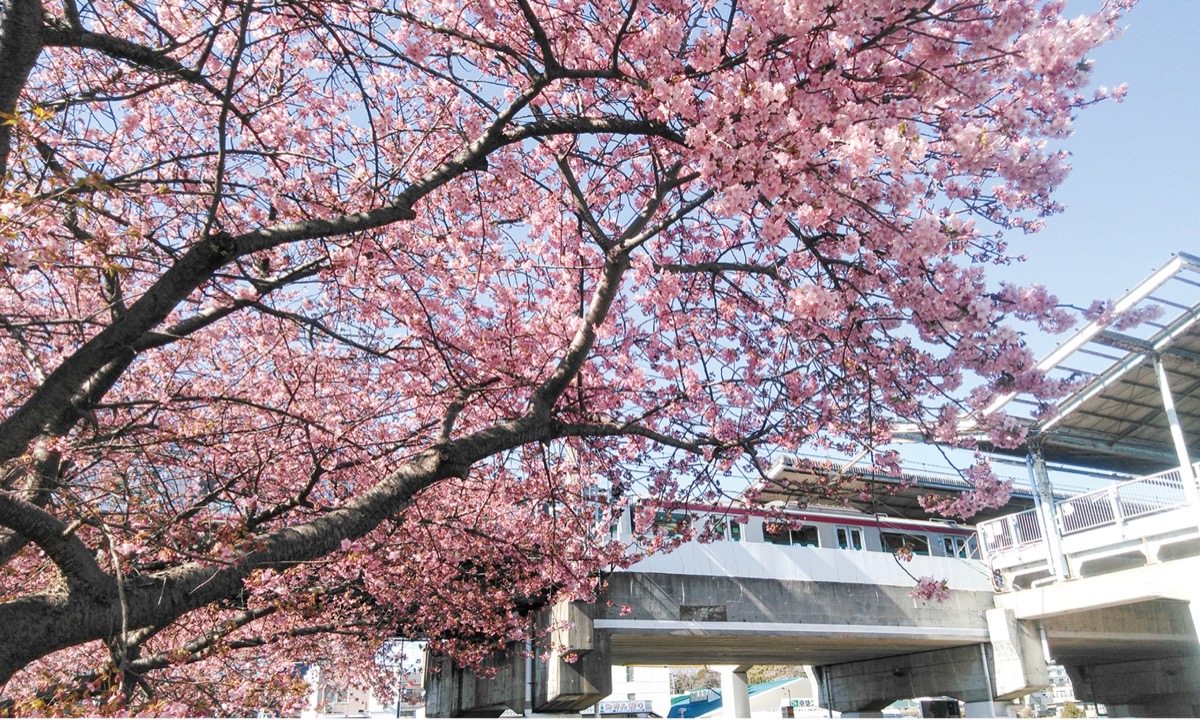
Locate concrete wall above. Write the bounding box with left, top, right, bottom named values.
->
left=600, top=571, right=993, bottom=631
left=1066, top=656, right=1200, bottom=718
left=814, top=644, right=996, bottom=713
left=423, top=645, right=525, bottom=718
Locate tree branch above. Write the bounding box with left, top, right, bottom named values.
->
left=0, top=490, right=112, bottom=595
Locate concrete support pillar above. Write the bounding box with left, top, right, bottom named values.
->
left=986, top=608, right=1049, bottom=699
left=533, top=600, right=612, bottom=713
left=423, top=644, right=525, bottom=718
left=423, top=600, right=615, bottom=717
left=1187, top=594, right=1200, bottom=647
left=1064, top=656, right=1200, bottom=715
left=1027, top=443, right=1070, bottom=580
left=814, top=645, right=995, bottom=713
left=1154, top=354, right=1200, bottom=508
left=964, top=701, right=1012, bottom=718
left=839, top=711, right=885, bottom=718
left=715, top=665, right=751, bottom=718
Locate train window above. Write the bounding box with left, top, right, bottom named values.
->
left=762, top=522, right=819, bottom=547
left=763, top=521, right=793, bottom=545
left=836, top=526, right=864, bottom=550
left=794, top=525, right=820, bottom=547
left=945, top=535, right=972, bottom=559
left=653, top=511, right=690, bottom=534
left=880, top=532, right=930, bottom=556
left=710, top=518, right=742, bottom=542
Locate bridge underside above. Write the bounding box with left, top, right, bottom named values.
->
left=992, top=557, right=1200, bottom=716
left=996, top=558, right=1200, bottom=666
left=1043, top=599, right=1196, bottom=665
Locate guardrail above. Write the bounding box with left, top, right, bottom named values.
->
left=979, top=508, right=1043, bottom=555
left=978, top=462, right=1199, bottom=557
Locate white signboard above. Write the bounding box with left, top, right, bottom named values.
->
left=598, top=700, right=652, bottom=715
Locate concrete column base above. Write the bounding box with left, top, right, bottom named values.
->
left=839, top=711, right=885, bottom=718
left=964, top=700, right=1012, bottom=718
left=715, top=665, right=751, bottom=718
left=1106, top=699, right=1199, bottom=718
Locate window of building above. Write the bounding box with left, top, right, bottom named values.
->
left=836, top=525, right=865, bottom=550
left=729, top=520, right=742, bottom=542
left=626, top=666, right=635, bottom=681
left=880, top=531, right=930, bottom=556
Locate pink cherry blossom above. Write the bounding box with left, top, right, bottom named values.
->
left=0, top=0, right=1129, bottom=714
left=910, top=576, right=952, bottom=603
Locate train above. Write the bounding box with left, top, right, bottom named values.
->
left=612, top=499, right=981, bottom=561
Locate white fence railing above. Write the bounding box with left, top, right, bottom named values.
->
left=978, top=508, right=1043, bottom=554
left=978, top=462, right=1199, bottom=557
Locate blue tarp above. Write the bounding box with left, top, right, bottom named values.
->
left=666, top=678, right=799, bottom=718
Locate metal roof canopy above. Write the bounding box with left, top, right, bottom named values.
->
left=974, top=252, right=1200, bottom=475
left=764, top=253, right=1200, bottom=521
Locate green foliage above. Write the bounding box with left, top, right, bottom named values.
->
left=1060, top=702, right=1087, bottom=718
left=747, top=665, right=807, bottom=685
left=668, top=667, right=721, bottom=694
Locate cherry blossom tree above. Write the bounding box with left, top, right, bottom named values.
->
left=0, top=0, right=1127, bottom=715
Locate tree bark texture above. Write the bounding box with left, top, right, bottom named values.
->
left=0, top=0, right=42, bottom=176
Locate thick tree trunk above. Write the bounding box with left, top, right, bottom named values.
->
left=0, top=0, right=43, bottom=177
left=0, top=415, right=557, bottom=686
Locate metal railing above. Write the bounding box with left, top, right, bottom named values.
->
left=979, top=508, right=1043, bottom=555
left=978, top=462, right=1199, bottom=556
left=1059, top=464, right=1193, bottom=534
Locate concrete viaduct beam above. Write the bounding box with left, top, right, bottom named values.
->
left=424, top=601, right=612, bottom=718
left=599, top=571, right=995, bottom=666
left=814, top=607, right=1047, bottom=715
left=815, top=644, right=997, bottom=713
left=1066, top=656, right=1200, bottom=718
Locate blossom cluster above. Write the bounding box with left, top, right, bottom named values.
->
left=0, top=0, right=1127, bottom=713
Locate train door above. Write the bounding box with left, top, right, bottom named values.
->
left=835, top=525, right=864, bottom=551
left=944, top=535, right=972, bottom=559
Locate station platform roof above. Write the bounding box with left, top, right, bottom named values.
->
left=765, top=253, right=1200, bottom=522
left=963, top=252, right=1200, bottom=475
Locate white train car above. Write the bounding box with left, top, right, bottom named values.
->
left=614, top=500, right=980, bottom=561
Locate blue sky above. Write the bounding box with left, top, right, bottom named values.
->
left=1002, top=1, right=1199, bottom=332
left=887, top=1, right=1200, bottom=480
